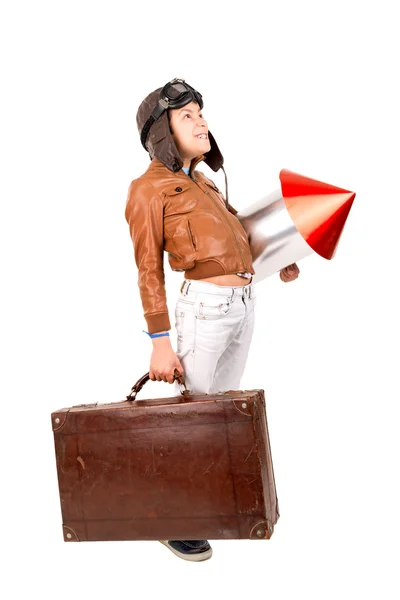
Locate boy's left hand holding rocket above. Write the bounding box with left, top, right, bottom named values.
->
left=279, top=263, right=300, bottom=282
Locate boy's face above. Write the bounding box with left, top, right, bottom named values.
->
left=169, top=101, right=211, bottom=165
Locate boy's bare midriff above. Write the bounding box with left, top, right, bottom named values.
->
left=196, top=274, right=252, bottom=286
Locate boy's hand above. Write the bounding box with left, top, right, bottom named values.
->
left=149, top=338, right=184, bottom=384
left=279, top=263, right=300, bottom=282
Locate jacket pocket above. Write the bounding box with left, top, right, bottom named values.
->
left=203, top=180, right=220, bottom=192
left=163, top=184, right=197, bottom=215
left=187, top=219, right=197, bottom=251
left=203, top=181, right=227, bottom=209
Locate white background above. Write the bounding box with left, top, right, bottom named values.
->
left=1, top=1, right=399, bottom=598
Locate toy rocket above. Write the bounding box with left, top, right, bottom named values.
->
left=237, top=169, right=356, bottom=282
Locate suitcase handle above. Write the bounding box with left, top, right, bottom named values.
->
left=126, top=368, right=190, bottom=401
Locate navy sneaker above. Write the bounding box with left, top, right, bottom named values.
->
left=159, top=539, right=213, bottom=561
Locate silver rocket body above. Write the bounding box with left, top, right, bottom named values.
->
left=237, top=189, right=313, bottom=283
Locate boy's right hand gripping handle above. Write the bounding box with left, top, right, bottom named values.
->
left=126, top=368, right=189, bottom=401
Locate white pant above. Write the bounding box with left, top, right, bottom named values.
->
left=172, top=278, right=257, bottom=396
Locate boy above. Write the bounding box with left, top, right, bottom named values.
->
left=125, top=78, right=299, bottom=561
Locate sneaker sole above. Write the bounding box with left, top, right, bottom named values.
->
left=159, top=540, right=213, bottom=562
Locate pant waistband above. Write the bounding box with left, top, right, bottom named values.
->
left=180, top=278, right=254, bottom=299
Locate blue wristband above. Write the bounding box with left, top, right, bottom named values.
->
left=142, top=330, right=170, bottom=339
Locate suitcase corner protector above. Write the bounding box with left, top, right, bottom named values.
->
left=63, top=525, right=80, bottom=542
left=51, top=412, right=69, bottom=432
left=249, top=519, right=274, bottom=540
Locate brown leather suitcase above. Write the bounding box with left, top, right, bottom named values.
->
left=51, top=370, right=280, bottom=542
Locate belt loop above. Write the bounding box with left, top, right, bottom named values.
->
left=185, top=281, right=191, bottom=295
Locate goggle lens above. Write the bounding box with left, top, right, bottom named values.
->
left=166, top=82, right=188, bottom=99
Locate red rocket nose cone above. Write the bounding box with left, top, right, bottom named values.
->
left=279, top=169, right=356, bottom=260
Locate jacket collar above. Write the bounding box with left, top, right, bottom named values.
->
left=147, top=154, right=206, bottom=180
left=145, top=153, right=229, bottom=208
left=189, top=154, right=207, bottom=178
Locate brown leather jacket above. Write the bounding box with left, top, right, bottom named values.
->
left=125, top=154, right=255, bottom=334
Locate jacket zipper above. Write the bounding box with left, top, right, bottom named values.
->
left=194, top=182, right=248, bottom=271
left=187, top=220, right=197, bottom=251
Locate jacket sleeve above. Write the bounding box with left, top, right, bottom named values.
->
left=125, top=177, right=171, bottom=334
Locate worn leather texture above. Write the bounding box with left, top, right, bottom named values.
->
left=125, top=155, right=255, bottom=333
left=51, top=384, right=279, bottom=542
